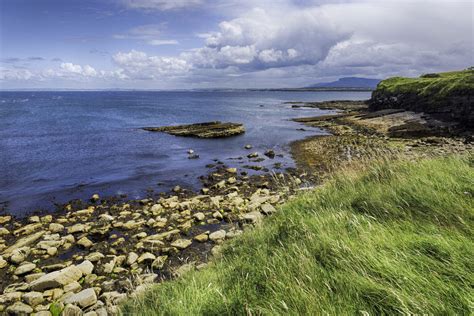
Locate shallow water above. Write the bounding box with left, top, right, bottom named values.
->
left=0, top=90, right=370, bottom=216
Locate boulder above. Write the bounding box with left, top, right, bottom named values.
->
left=209, top=230, right=226, bottom=242
left=30, top=266, right=83, bottom=291
left=64, top=288, right=97, bottom=308
left=14, top=262, right=36, bottom=275
left=22, top=291, right=44, bottom=307
left=62, top=303, right=83, bottom=316
left=76, top=260, right=94, bottom=275
left=2, top=231, right=45, bottom=255
left=6, top=302, right=33, bottom=315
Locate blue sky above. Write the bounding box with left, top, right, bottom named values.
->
left=1, top=0, right=472, bottom=89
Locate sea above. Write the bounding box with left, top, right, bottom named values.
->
left=0, top=90, right=371, bottom=216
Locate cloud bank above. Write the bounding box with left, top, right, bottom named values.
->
left=1, top=0, right=472, bottom=88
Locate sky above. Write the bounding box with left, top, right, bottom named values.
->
left=0, top=0, right=472, bottom=89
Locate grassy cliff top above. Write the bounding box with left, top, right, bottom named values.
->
left=375, top=69, right=474, bottom=99
left=122, top=155, right=474, bottom=315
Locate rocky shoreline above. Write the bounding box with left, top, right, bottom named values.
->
left=0, top=151, right=308, bottom=315
left=1, top=99, right=472, bottom=315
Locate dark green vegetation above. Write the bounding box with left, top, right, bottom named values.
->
left=370, top=69, right=474, bottom=127
left=122, top=155, right=474, bottom=315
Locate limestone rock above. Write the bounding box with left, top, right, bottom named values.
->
left=62, top=303, right=82, bottom=316
left=85, top=252, right=104, bottom=263
left=209, top=230, right=226, bottom=242
left=48, top=223, right=64, bottom=233
left=14, top=262, right=36, bottom=275
left=76, top=260, right=94, bottom=275
left=64, top=288, right=97, bottom=308
left=193, top=212, right=205, bottom=221
left=30, top=266, right=83, bottom=291
left=6, top=301, right=33, bottom=315
left=3, top=231, right=45, bottom=254
left=143, top=121, right=245, bottom=138
left=77, top=237, right=93, bottom=248
left=151, top=256, right=168, bottom=269
left=137, top=252, right=156, bottom=264
left=126, top=252, right=138, bottom=266
left=22, top=291, right=44, bottom=307
left=170, top=239, right=192, bottom=249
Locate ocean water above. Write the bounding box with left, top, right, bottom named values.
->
left=0, top=90, right=370, bottom=216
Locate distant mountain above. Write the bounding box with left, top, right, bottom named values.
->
left=307, top=77, right=381, bottom=89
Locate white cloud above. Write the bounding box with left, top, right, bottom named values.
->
left=148, top=39, right=179, bottom=46
left=60, top=63, right=98, bottom=77
left=112, top=50, right=191, bottom=79
left=114, top=24, right=179, bottom=46
left=122, top=0, right=203, bottom=11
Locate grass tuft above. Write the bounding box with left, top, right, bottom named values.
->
left=122, top=155, right=474, bottom=315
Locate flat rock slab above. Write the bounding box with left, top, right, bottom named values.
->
left=143, top=121, right=245, bottom=138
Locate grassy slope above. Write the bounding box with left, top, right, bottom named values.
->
left=374, top=69, right=474, bottom=100
left=122, top=156, right=474, bottom=315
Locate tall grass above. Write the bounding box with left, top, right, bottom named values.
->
left=122, top=156, right=474, bottom=315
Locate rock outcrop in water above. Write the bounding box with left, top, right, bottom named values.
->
left=143, top=121, right=245, bottom=138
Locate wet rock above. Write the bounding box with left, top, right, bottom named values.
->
left=193, top=212, right=205, bottom=221
left=3, top=231, right=45, bottom=255
left=91, top=194, right=100, bottom=202
left=226, top=167, right=237, bottom=174
left=0, top=256, right=8, bottom=268
left=14, top=262, right=36, bottom=275
left=29, top=216, right=40, bottom=223
left=151, top=256, right=168, bottom=269
left=264, top=149, right=275, bottom=158
left=247, top=152, right=259, bottom=158
left=209, top=230, right=226, bottom=243
left=22, top=291, right=44, bottom=307
left=30, top=266, right=83, bottom=291
left=67, top=224, right=88, bottom=234
left=85, top=252, right=104, bottom=263
left=170, top=239, right=192, bottom=250
left=64, top=288, right=97, bottom=308
left=137, top=252, right=156, bottom=264
left=244, top=144, right=253, bottom=149
left=76, top=260, right=94, bottom=275
left=14, top=223, right=42, bottom=236
left=0, top=215, right=12, bottom=224
left=6, top=301, right=33, bottom=315
left=143, top=121, right=245, bottom=138
left=126, top=252, right=139, bottom=266
left=194, top=233, right=209, bottom=242
left=0, top=227, right=10, bottom=235
left=77, top=237, right=93, bottom=249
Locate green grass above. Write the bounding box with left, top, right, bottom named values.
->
left=375, top=69, right=474, bottom=100
left=122, top=156, right=474, bottom=315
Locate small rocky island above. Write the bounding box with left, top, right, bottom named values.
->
left=143, top=121, right=245, bottom=138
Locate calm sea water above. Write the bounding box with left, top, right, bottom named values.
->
left=0, top=90, right=370, bottom=216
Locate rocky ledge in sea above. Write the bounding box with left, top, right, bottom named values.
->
left=143, top=121, right=245, bottom=138
left=0, top=162, right=307, bottom=315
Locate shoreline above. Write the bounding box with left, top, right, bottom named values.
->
left=0, top=99, right=472, bottom=314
